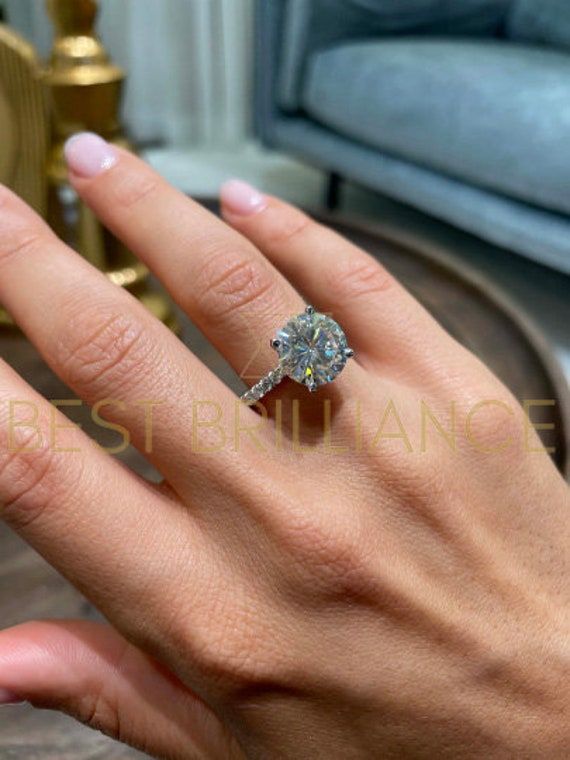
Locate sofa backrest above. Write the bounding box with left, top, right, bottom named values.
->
left=508, top=0, right=570, bottom=50
left=278, top=0, right=513, bottom=111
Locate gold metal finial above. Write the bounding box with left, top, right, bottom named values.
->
left=0, top=1, right=175, bottom=329
left=46, top=0, right=99, bottom=38
left=43, top=0, right=125, bottom=184
left=42, top=0, right=177, bottom=330
left=0, top=24, right=49, bottom=326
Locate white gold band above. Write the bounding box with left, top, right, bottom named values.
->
left=240, top=364, right=288, bottom=406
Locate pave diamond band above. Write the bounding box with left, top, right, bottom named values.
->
left=240, top=364, right=288, bottom=406
left=240, top=306, right=354, bottom=406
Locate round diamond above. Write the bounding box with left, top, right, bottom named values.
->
left=274, top=309, right=349, bottom=389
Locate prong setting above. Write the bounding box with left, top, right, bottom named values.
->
left=242, top=306, right=351, bottom=403
left=305, top=377, right=318, bottom=392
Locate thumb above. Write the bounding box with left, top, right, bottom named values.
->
left=0, top=619, right=240, bottom=759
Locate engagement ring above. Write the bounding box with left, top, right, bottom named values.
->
left=241, top=306, right=354, bottom=405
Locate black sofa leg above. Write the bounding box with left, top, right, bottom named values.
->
left=325, top=172, right=343, bottom=210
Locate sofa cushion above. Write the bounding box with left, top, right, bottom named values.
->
left=508, top=0, right=570, bottom=50
left=302, top=39, right=570, bottom=215
left=273, top=117, right=570, bottom=273
left=278, top=0, right=512, bottom=110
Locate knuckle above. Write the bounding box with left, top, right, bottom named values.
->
left=79, top=685, right=121, bottom=740
left=194, top=626, right=266, bottom=687
left=279, top=509, right=378, bottom=599
left=0, top=230, right=44, bottom=270
left=0, top=189, right=46, bottom=271
left=326, top=256, right=393, bottom=304
left=367, top=428, right=447, bottom=497
left=109, top=169, right=160, bottom=211
left=263, top=209, right=312, bottom=250
left=76, top=641, right=133, bottom=743
left=55, top=308, right=152, bottom=396
left=174, top=595, right=281, bottom=689
left=195, top=250, right=277, bottom=322
left=382, top=454, right=449, bottom=513
left=157, top=565, right=285, bottom=691
left=0, top=437, right=70, bottom=529
left=463, top=395, right=521, bottom=455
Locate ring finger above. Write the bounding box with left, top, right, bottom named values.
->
left=220, top=185, right=468, bottom=376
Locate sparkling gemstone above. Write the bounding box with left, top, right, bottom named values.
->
left=274, top=309, right=349, bottom=389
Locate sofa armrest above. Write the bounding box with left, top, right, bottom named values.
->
left=254, top=0, right=288, bottom=145
left=268, top=0, right=512, bottom=112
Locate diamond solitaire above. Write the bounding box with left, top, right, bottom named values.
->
left=241, top=306, right=354, bottom=405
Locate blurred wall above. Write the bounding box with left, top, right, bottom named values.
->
left=5, top=0, right=254, bottom=148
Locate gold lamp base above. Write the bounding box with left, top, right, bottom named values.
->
left=0, top=0, right=177, bottom=332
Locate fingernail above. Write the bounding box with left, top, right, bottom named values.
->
left=64, top=132, right=118, bottom=178
left=0, top=688, right=23, bottom=705
left=220, top=179, right=267, bottom=216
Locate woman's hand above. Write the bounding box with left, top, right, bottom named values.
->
left=0, top=133, right=568, bottom=759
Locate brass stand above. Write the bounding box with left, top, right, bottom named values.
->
left=1, top=0, right=176, bottom=330
left=0, top=24, right=48, bottom=326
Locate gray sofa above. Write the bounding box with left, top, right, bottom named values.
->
left=255, top=0, right=570, bottom=274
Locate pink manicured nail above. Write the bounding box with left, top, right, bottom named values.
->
left=64, top=132, right=118, bottom=178
left=220, top=179, right=267, bottom=216
left=0, top=688, right=23, bottom=705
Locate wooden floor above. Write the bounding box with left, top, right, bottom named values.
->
left=0, top=527, right=147, bottom=759
left=0, top=214, right=567, bottom=758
